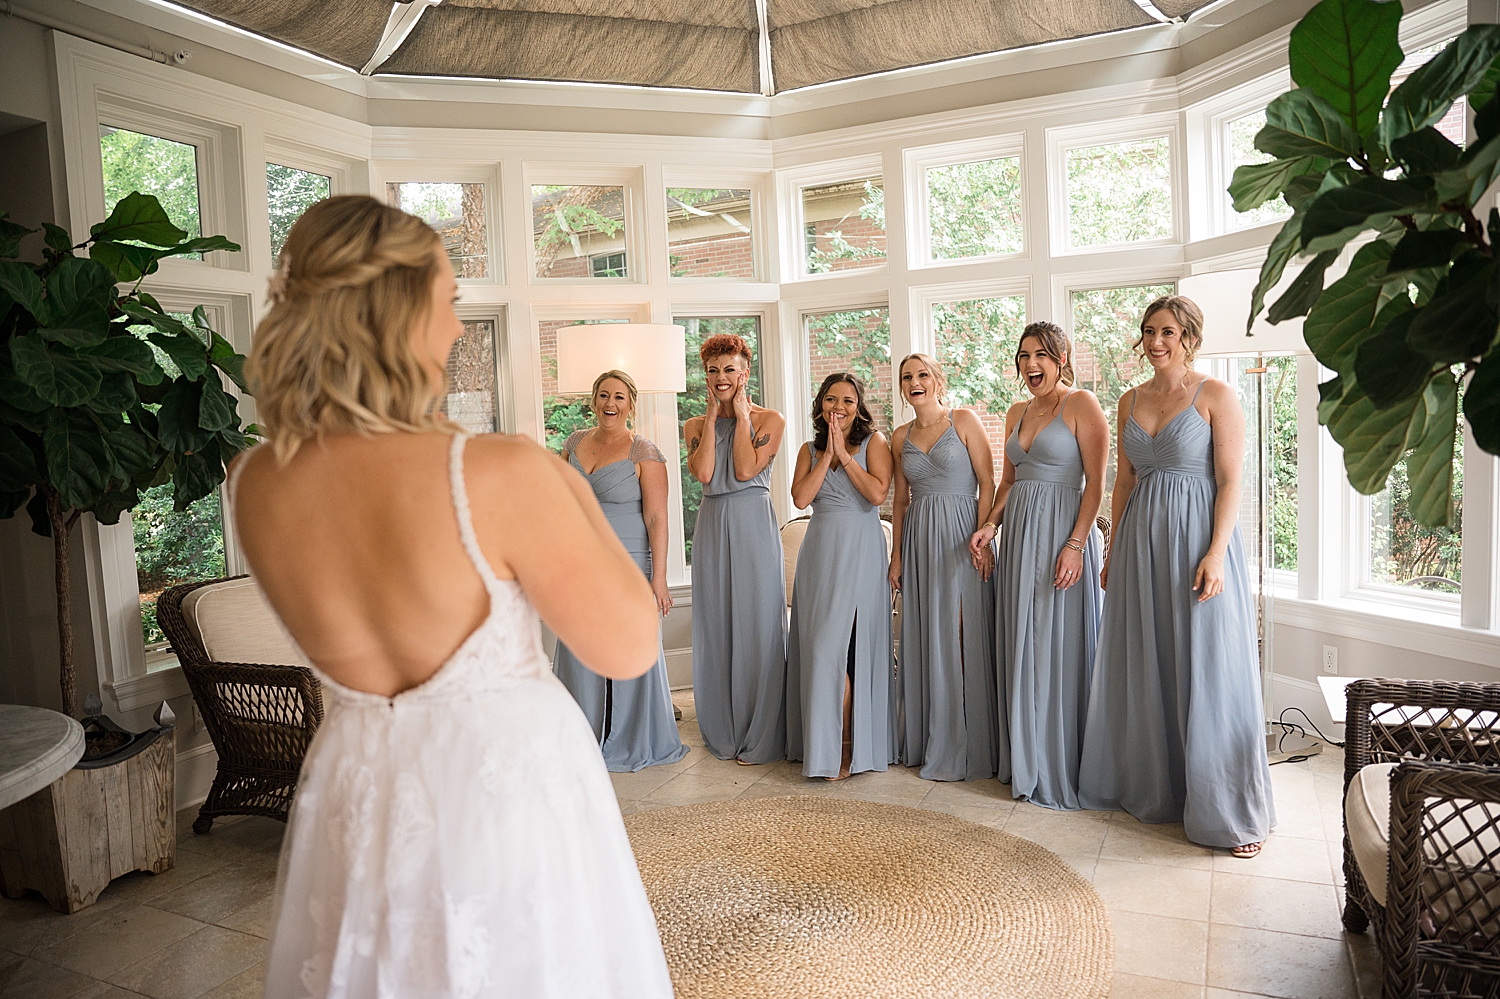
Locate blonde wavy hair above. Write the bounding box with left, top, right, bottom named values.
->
left=897, top=352, right=949, bottom=404
left=246, top=195, right=455, bottom=464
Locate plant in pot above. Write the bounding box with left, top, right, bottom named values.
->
left=0, top=193, right=254, bottom=910
left=1236, top=0, right=1500, bottom=531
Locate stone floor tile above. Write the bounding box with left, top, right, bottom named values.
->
left=150, top=863, right=278, bottom=925
left=1206, top=924, right=1357, bottom=999
left=620, top=799, right=673, bottom=815
left=686, top=753, right=762, bottom=779
left=839, top=778, right=931, bottom=806
left=108, top=926, right=265, bottom=999
left=73, top=983, right=152, bottom=998
left=608, top=766, right=679, bottom=800
left=1004, top=804, right=1110, bottom=861
left=0, top=950, right=100, bottom=999
left=1111, top=972, right=1204, bottom=998
left=98, top=851, right=236, bottom=907
left=1343, top=930, right=1380, bottom=999
left=1210, top=832, right=1336, bottom=884
left=1209, top=872, right=1342, bottom=939
left=1112, top=911, right=1208, bottom=984
left=197, top=961, right=263, bottom=999
left=0, top=892, right=70, bottom=956
left=1093, top=860, right=1212, bottom=921
left=640, top=773, right=755, bottom=806
left=915, top=800, right=1012, bottom=827
left=1100, top=818, right=1216, bottom=871
left=918, top=779, right=1015, bottom=809
left=32, top=902, right=203, bottom=980
left=1205, top=991, right=1281, bottom=998
left=214, top=896, right=273, bottom=940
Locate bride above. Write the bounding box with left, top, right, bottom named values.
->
left=232, top=195, right=673, bottom=998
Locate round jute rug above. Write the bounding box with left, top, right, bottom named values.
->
left=624, top=795, right=1112, bottom=999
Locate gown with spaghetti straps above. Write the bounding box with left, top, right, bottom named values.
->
left=786, top=437, right=893, bottom=778
left=1077, top=385, right=1276, bottom=847
left=552, top=431, right=688, bottom=772
left=691, top=415, right=788, bottom=764
left=255, top=434, right=674, bottom=999
left=895, top=420, right=999, bottom=782
left=996, top=392, right=1104, bottom=810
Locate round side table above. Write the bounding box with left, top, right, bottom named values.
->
left=0, top=705, right=85, bottom=811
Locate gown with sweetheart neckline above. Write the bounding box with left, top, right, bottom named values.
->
left=1077, top=389, right=1275, bottom=847
left=253, top=434, right=674, bottom=999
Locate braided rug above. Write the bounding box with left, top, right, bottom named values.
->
left=624, top=795, right=1112, bottom=999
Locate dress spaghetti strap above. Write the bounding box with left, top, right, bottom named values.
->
left=1191, top=378, right=1206, bottom=404
left=447, top=433, right=503, bottom=591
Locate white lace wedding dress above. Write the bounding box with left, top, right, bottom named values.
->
left=257, top=434, right=675, bottom=999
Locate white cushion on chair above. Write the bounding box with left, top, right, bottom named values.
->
left=1346, top=761, right=1397, bottom=905
left=780, top=518, right=810, bottom=608
left=181, top=577, right=309, bottom=667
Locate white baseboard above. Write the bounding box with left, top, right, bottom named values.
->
left=1271, top=672, right=1345, bottom=741
left=174, top=741, right=218, bottom=812
left=666, top=648, right=692, bottom=690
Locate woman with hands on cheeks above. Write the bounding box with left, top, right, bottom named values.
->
left=683, top=334, right=789, bottom=766
left=786, top=373, right=894, bottom=781
left=1076, top=296, right=1275, bottom=857
left=970, top=322, right=1107, bottom=810
left=889, top=354, right=1000, bottom=782
left=553, top=369, right=689, bottom=772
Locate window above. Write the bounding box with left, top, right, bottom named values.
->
left=386, top=182, right=489, bottom=278
left=1065, top=137, right=1172, bottom=249
left=805, top=307, right=892, bottom=512
left=267, top=162, right=330, bottom=268
left=803, top=177, right=885, bottom=274
left=100, top=125, right=201, bottom=252
left=1366, top=446, right=1463, bottom=596
left=539, top=318, right=627, bottom=451
left=590, top=251, right=627, bottom=278
left=1227, top=112, right=1293, bottom=230
left=533, top=185, right=627, bottom=280
left=1267, top=355, right=1298, bottom=573
left=445, top=319, right=501, bottom=434
left=933, top=296, right=1027, bottom=483
left=667, top=187, right=753, bottom=278
left=1070, top=283, right=1173, bottom=487
left=676, top=317, right=762, bottom=563
left=926, top=157, right=1023, bottom=260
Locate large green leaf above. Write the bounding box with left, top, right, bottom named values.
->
left=41, top=224, right=72, bottom=255
left=0, top=261, right=45, bottom=320
left=1353, top=302, right=1428, bottom=407
left=10, top=333, right=102, bottom=408
left=91, top=487, right=140, bottom=526
left=1403, top=373, right=1459, bottom=527
left=0, top=216, right=33, bottom=259
left=1248, top=215, right=1305, bottom=330
left=1382, top=25, right=1500, bottom=147
left=0, top=423, right=39, bottom=491
left=0, top=349, right=48, bottom=414
left=207, top=332, right=248, bottom=392
left=1406, top=253, right=1499, bottom=362
left=1389, top=127, right=1463, bottom=175
left=1268, top=249, right=1340, bottom=323
left=87, top=370, right=139, bottom=415
left=1302, top=239, right=1394, bottom=371
left=1301, top=176, right=1435, bottom=254
left=1230, top=157, right=1322, bottom=213
left=172, top=438, right=223, bottom=510
left=156, top=378, right=214, bottom=454
left=1384, top=227, right=1468, bottom=282
left=89, top=241, right=163, bottom=283
left=44, top=256, right=116, bottom=332
left=1322, top=374, right=1425, bottom=493
left=197, top=375, right=237, bottom=433
left=80, top=334, right=163, bottom=383
left=1288, top=0, right=1404, bottom=137
left=1256, top=89, right=1362, bottom=160
left=159, top=235, right=240, bottom=258
left=1465, top=349, right=1500, bottom=453
left=41, top=408, right=105, bottom=510
left=1434, top=131, right=1500, bottom=205
left=89, top=192, right=187, bottom=247
left=147, top=330, right=210, bottom=380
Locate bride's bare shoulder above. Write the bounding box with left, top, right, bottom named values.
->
left=463, top=434, right=573, bottom=501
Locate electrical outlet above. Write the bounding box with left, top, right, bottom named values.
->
left=1323, top=644, right=1339, bottom=675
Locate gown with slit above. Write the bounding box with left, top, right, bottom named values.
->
left=996, top=395, right=1104, bottom=810
left=552, top=431, right=688, bottom=773
left=1077, top=385, right=1276, bottom=847
left=258, top=433, right=674, bottom=999
left=786, top=437, right=893, bottom=778
left=895, top=420, right=999, bottom=782
left=691, top=415, right=788, bottom=763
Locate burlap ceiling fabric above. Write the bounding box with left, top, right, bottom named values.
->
left=169, top=0, right=1216, bottom=92
left=624, top=795, right=1113, bottom=999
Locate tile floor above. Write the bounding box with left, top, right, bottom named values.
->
left=1, top=692, right=1374, bottom=999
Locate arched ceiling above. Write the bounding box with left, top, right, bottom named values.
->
left=167, top=0, right=1218, bottom=94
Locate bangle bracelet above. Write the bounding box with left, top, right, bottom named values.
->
left=1063, top=538, right=1085, bottom=553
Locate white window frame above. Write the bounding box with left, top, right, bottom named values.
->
left=451, top=305, right=513, bottom=435
left=778, top=153, right=888, bottom=282
left=374, top=162, right=504, bottom=285
left=523, top=165, right=645, bottom=286
left=661, top=166, right=773, bottom=284
left=903, top=132, right=1027, bottom=270
left=262, top=137, right=364, bottom=270
left=1045, top=113, right=1182, bottom=257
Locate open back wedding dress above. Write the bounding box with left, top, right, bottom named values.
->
left=255, top=433, right=674, bottom=999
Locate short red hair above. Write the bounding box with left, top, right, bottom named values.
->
left=700, top=333, right=752, bottom=366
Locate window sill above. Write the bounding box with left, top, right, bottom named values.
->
left=1272, top=594, right=1500, bottom=669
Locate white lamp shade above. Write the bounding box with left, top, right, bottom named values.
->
left=556, top=323, right=688, bottom=394
left=1178, top=268, right=1308, bottom=356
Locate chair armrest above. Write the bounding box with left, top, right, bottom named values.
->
left=179, top=660, right=324, bottom=759
left=1343, top=680, right=1500, bottom=797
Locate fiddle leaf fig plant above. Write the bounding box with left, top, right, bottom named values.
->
left=1239, top=0, right=1500, bottom=529
left=0, top=193, right=254, bottom=717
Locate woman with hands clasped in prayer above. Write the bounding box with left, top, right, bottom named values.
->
left=1077, top=295, right=1274, bottom=857
left=969, top=322, right=1107, bottom=810
left=236, top=196, right=672, bottom=996
left=786, top=373, right=894, bottom=781
left=684, top=334, right=789, bottom=765
left=553, top=369, right=688, bottom=772
left=889, top=354, right=1001, bottom=782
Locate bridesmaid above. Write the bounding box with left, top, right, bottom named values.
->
left=970, top=322, right=1107, bottom=810
left=684, top=334, right=788, bottom=764
left=1077, top=295, right=1275, bottom=855
left=787, top=373, right=894, bottom=781
left=554, top=370, right=688, bottom=772
left=889, top=353, right=1000, bottom=782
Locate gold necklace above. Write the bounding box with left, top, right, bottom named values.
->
left=913, top=407, right=948, bottom=430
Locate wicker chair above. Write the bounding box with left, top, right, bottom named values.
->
left=1342, top=678, right=1500, bottom=998
left=157, top=576, right=324, bottom=833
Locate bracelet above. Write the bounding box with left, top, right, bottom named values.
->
left=1063, top=538, right=1085, bottom=553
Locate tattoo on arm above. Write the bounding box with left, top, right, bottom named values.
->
left=689, top=436, right=700, bottom=454
left=754, top=432, right=771, bottom=449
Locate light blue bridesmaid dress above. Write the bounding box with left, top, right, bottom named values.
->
left=553, top=431, right=688, bottom=772
left=691, top=416, right=788, bottom=764
left=997, top=393, right=1104, bottom=810
left=895, top=420, right=999, bottom=782
left=1077, top=384, right=1275, bottom=847
left=786, top=437, right=893, bottom=778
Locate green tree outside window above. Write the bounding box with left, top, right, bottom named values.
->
left=927, top=158, right=1023, bottom=259
left=267, top=163, right=331, bottom=268
left=1066, top=137, right=1172, bottom=249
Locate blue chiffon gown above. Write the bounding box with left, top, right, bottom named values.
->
left=895, top=421, right=999, bottom=782
left=553, top=431, right=688, bottom=772
left=997, top=397, right=1104, bottom=810
left=1077, top=386, right=1275, bottom=847
left=786, top=438, right=893, bottom=778
left=691, top=415, right=788, bottom=763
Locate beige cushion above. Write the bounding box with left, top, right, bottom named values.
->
left=780, top=518, right=810, bottom=608
left=1346, top=762, right=1396, bottom=905
left=181, top=577, right=309, bottom=667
